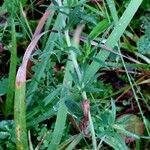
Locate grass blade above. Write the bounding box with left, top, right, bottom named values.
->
left=106, top=0, right=118, bottom=23
left=4, top=18, right=17, bottom=117
left=88, top=19, right=110, bottom=40
left=58, top=135, right=79, bottom=150
left=48, top=60, right=74, bottom=150
left=14, top=82, right=29, bottom=150
left=89, top=111, right=97, bottom=150
left=65, top=133, right=83, bottom=150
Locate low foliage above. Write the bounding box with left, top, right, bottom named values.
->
left=0, top=0, right=150, bottom=149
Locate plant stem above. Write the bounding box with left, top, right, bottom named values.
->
left=4, top=17, right=17, bottom=117
left=14, top=82, right=29, bottom=150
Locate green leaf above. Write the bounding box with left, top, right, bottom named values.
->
left=44, top=87, right=61, bottom=106
left=65, top=133, right=83, bottom=150
left=58, top=135, right=79, bottom=150
left=0, top=120, right=15, bottom=144
left=48, top=60, right=74, bottom=150
left=67, top=0, right=79, bottom=7
left=51, top=0, right=59, bottom=6
left=65, top=99, right=82, bottom=118
left=92, top=57, right=109, bottom=68
left=84, top=86, right=103, bottom=93
left=88, top=19, right=109, bottom=40
left=111, top=100, right=116, bottom=124
left=113, top=124, right=140, bottom=139
left=0, top=120, right=14, bottom=130
left=5, top=17, right=17, bottom=117
left=14, top=83, right=29, bottom=150
left=65, top=46, right=82, bottom=56
left=100, top=111, right=114, bottom=126
left=0, top=132, right=10, bottom=140
left=98, top=132, right=127, bottom=150
left=106, top=0, right=118, bottom=23
left=65, top=6, right=82, bottom=29
left=137, top=36, right=150, bottom=55
left=145, top=22, right=150, bottom=38
left=27, top=109, right=55, bottom=127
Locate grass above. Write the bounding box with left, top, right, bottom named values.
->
left=0, top=0, right=150, bottom=149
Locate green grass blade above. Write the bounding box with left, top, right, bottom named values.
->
left=14, top=82, right=29, bottom=150
left=83, top=0, right=143, bottom=84
left=106, top=0, right=118, bottom=23
left=48, top=60, right=74, bottom=150
left=88, top=19, right=109, bottom=40
left=19, top=2, right=33, bottom=38
left=48, top=101, right=68, bottom=149
left=89, top=111, right=97, bottom=150
left=58, top=135, right=79, bottom=150
left=65, top=133, right=83, bottom=150
left=27, top=109, right=55, bottom=127
left=4, top=18, right=17, bottom=117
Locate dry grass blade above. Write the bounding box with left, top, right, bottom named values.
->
left=32, top=3, right=52, bottom=40
left=16, top=32, right=46, bottom=86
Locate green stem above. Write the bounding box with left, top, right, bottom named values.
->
left=14, top=82, right=29, bottom=150
left=4, top=18, right=17, bottom=117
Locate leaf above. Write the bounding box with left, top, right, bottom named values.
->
left=58, top=135, right=79, bottom=150
left=65, top=46, right=82, bottom=56
left=145, top=22, right=150, bottom=39
left=83, top=73, right=101, bottom=89
left=5, top=0, right=18, bottom=16
left=84, top=86, right=103, bottom=93
left=65, top=133, right=83, bottom=150
left=70, top=71, right=80, bottom=87
left=0, top=120, right=15, bottom=144
left=137, top=21, right=150, bottom=54
left=47, top=60, right=74, bottom=150
left=100, top=111, right=114, bottom=127
left=88, top=19, right=109, bottom=40
left=51, top=0, right=59, bottom=6
left=106, top=0, right=118, bottom=23
left=67, top=0, right=79, bottom=7
left=27, top=109, right=55, bottom=127
left=111, top=100, right=116, bottom=124
left=65, top=6, right=82, bottom=29
left=65, top=100, right=83, bottom=118
left=44, top=87, right=61, bottom=106
left=0, top=120, right=14, bottom=131
left=0, top=132, right=10, bottom=140
left=137, top=35, right=150, bottom=55
left=20, top=0, right=27, bottom=6
left=92, top=57, right=109, bottom=68
left=98, top=131, right=127, bottom=150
